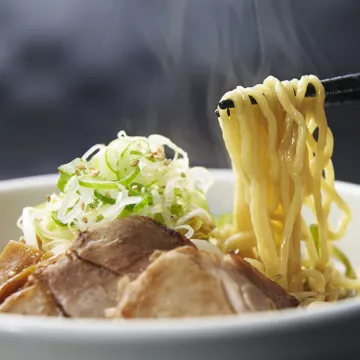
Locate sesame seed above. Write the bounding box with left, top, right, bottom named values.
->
left=164, top=159, right=171, bottom=166
left=91, top=169, right=100, bottom=177
left=131, top=185, right=138, bottom=190
left=81, top=202, right=85, bottom=210
left=82, top=216, right=88, bottom=223
left=76, top=164, right=85, bottom=170
left=180, top=172, right=186, bottom=178
left=46, top=194, right=51, bottom=202
left=75, top=169, right=80, bottom=176
left=131, top=159, right=139, bottom=167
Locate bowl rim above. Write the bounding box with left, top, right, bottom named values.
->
left=0, top=170, right=360, bottom=342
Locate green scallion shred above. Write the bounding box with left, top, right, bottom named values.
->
left=170, top=204, right=183, bottom=215
left=78, top=177, right=119, bottom=190
left=58, top=158, right=83, bottom=176
left=51, top=211, right=67, bottom=227
left=130, top=150, right=143, bottom=156
left=154, top=213, right=165, bottom=225
left=332, top=245, right=357, bottom=279
left=118, top=166, right=140, bottom=186
left=96, top=214, right=104, bottom=222
left=120, top=140, right=149, bottom=160
left=57, top=173, right=72, bottom=193
left=310, top=224, right=320, bottom=255
left=119, top=204, right=136, bottom=218
left=94, top=190, right=116, bottom=205
left=133, top=193, right=152, bottom=212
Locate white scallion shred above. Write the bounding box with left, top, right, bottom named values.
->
left=190, top=239, right=224, bottom=256
left=18, top=131, right=215, bottom=253
left=82, top=144, right=105, bottom=161
left=174, top=225, right=195, bottom=239
left=21, top=207, right=38, bottom=247
left=177, top=208, right=213, bottom=225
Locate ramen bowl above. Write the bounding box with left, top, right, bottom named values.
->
left=0, top=170, right=359, bottom=360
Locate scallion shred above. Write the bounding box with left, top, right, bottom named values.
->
left=18, top=131, right=215, bottom=253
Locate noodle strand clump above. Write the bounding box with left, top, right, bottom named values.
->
left=215, top=75, right=354, bottom=303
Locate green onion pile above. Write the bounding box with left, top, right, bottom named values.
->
left=18, top=131, right=215, bottom=255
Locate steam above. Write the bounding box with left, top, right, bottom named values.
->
left=120, top=0, right=333, bottom=167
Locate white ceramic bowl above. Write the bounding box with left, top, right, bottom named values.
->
left=1, top=170, right=360, bottom=360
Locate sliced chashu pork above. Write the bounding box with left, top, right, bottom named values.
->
left=108, top=246, right=299, bottom=319
left=0, top=217, right=299, bottom=319
left=72, top=216, right=192, bottom=277
left=0, top=281, right=62, bottom=316
left=33, top=253, right=119, bottom=318
left=225, top=253, right=299, bottom=309
left=1, top=216, right=191, bottom=318
left=0, top=241, right=44, bottom=303
left=0, top=254, right=64, bottom=316
left=0, top=253, right=118, bottom=318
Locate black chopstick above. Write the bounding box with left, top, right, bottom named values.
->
left=215, top=73, right=360, bottom=117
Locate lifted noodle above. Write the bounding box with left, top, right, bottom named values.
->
left=216, top=75, right=353, bottom=302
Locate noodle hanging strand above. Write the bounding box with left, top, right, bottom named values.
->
left=216, top=75, right=354, bottom=303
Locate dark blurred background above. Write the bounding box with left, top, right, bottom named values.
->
left=0, top=0, right=359, bottom=182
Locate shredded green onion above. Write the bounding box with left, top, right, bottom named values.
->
left=50, top=211, right=67, bottom=227
left=332, top=245, right=357, bottom=279
left=18, top=131, right=215, bottom=255
left=310, top=224, right=320, bottom=256
left=118, top=166, right=140, bottom=186
left=310, top=223, right=356, bottom=279
left=78, top=177, right=119, bottom=190
left=57, top=173, right=71, bottom=193
left=94, top=190, right=116, bottom=205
